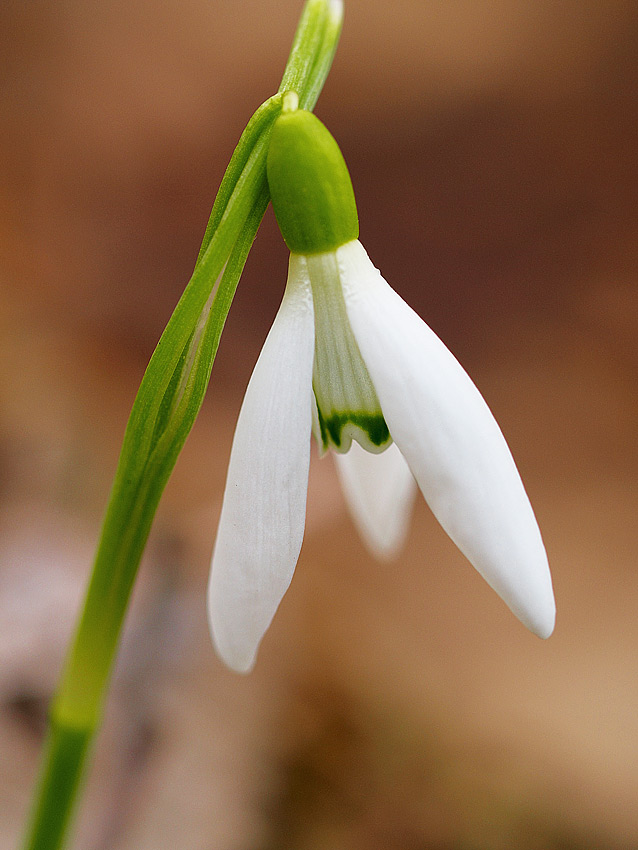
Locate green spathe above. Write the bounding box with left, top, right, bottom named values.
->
left=267, top=107, right=359, bottom=254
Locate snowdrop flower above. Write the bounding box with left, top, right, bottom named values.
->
left=208, top=95, right=555, bottom=672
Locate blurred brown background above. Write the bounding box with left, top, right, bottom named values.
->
left=1, top=1, right=637, bottom=848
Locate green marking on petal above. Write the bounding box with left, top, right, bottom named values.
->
left=300, top=248, right=392, bottom=456
left=316, top=407, right=390, bottom=454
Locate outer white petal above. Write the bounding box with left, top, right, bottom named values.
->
left=333, top=441, right=417, bottom=559
left=339, top=240, right=555, bottom=638
left=208, top=256, right=315, bottom=672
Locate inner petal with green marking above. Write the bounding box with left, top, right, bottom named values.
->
left=305, top=248, right=391, bottom=455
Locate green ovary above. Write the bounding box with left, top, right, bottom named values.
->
left=306, top=249, right=391, bottom=455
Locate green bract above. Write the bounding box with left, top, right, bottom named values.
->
left=267, top=107, right=359, bottom=254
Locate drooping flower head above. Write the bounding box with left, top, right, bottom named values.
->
left=208, top=93, right=555, bottom=672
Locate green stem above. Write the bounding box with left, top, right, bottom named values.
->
left=21, top=1, right=343, bottom=848
left=287, top=0, right=344, bottom=111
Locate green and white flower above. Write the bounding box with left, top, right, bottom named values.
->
left=208, top=101, right=555, bottom=673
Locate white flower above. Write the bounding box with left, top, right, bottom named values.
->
left=207, top=239, right=555, bottom=672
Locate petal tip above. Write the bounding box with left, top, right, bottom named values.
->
left=207, top=587, right=261, bottom=675
left=222, top=651, right=258, bottom=675
left=519, top=591, right=556, bottom=640
left=211, top=625, right=259, bottom=674
left=532, top=604, right=556, bottom=641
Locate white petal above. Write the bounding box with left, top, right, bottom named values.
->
left=207, top=256, right=315, bottom=672
left=334, top=441, right=417, bottom=559
left=339, top=240, right=555, bottom=638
